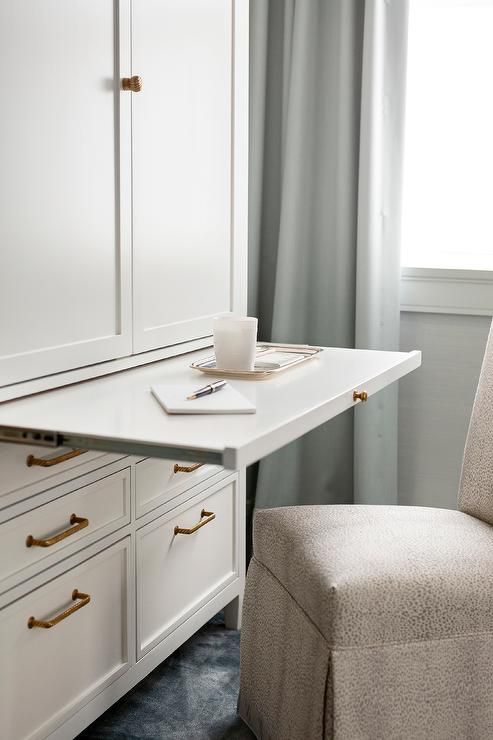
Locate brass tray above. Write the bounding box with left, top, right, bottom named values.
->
left=190, top=342, right=323, bottom=379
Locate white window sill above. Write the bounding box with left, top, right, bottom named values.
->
left=400, top=267, right=493, bottom=316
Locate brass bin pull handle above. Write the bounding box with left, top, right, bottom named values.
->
left=353, top=390, right=368, bottom=403
left=26, top=449, right=87, bottom=468
left=174, top=462, right=204, bottom=474
left=174, top=509, right=215, bottom=536
left=26, top=514, right=89, bottom=548
left=27, top=589, right=90, bottom=629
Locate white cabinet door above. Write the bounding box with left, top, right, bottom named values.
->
left=0, top=538, right=131, bottom=740
left=137, top=475, right=238, bottom=657
left=132, top=0, right=247, bottom=353
left=0, top=0, right=132, bottom=387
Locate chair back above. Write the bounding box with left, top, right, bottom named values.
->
left=459, top=320, right=493, bottom=524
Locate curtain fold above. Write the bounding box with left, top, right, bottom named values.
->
left=354, top=0, right=409, bottom=504
left=249, top=0, right=409, bottom=509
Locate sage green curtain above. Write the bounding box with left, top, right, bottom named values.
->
left=249, top=0, right=409, bottom=509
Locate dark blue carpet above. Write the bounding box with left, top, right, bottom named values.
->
left=78, top=613, right=254, bottom=740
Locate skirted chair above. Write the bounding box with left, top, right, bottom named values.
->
left=239, top=324, right=493, bottom=739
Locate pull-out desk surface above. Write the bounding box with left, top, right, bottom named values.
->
left=0, top=347, right=421, bottom=469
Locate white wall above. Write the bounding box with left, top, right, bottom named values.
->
left=398, top=312, right=491, bottom=509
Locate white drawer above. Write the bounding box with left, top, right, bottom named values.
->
left=0, top=538, right=131, bottom=740
left=137, top=474, right=238, bottom=658
left=0, top=468, right=130, bottom=591
left=0, top=441, right=120, bottom=505
left=135, top=457, right=221, bottom=518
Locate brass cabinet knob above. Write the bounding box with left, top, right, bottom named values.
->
left=122, top=75, right=142, bottom=92
left=353, top=390, right=368, bottom=403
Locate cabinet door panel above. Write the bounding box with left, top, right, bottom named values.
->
left=0, top=0, right=132, bottom=387
left=0, top=538, right=130, bottom=740
left=132, top=0, right=238, bottom=352
left=137, top=476, right=238, bottom=657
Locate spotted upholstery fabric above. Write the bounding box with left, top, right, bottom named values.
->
left=239, top=506, right=493, bottom=739
left=459, top=322, right=493, bottom=524
left=239, top=557, right=331, bottom=740
left=251, top=504, right=493, bottom=647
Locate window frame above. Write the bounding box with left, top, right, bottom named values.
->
left=400, top=267, right=493, bottom=316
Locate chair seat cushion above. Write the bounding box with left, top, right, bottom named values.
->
left=253, top=505, right=493, bottom=647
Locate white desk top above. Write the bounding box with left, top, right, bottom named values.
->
left=0, top=346, right=421, bottom=469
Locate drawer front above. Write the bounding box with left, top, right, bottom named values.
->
left=137, top=475, right=238, bottom=657
left=135, top=457, right=221, bottom=518
left=0, top=468, right=130, bottom=588
left=0, top=441, right=118, bottom=502
left=0, top=538, right=130, bottom=740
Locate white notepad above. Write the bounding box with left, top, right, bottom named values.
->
left=151, top=383, right=256, bottom=415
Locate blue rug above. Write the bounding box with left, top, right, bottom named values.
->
left=78, top=614, right=254, bottom=740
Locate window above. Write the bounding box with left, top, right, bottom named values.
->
left=401, top=0, right=493, bottom=272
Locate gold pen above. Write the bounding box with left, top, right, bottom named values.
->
left=187, top=380, right=227, bottom=400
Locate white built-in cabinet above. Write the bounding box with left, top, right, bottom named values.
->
left=0, top=0, right=246, bottom=389
left=0, top=3, right=249, bottom=739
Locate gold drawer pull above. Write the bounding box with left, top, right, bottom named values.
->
left=26, top=514, right=89, bottom=548
left=173, top=462, right=204, bottom=474
left=122, top=75, right=142, bottom=92
left=174, top=509, right=215, bottom=536
left=27, top=589, right=90, bottom=629
left=26, top=448, right=87, bottom=468
left=353, top=390, right=368, bottom=403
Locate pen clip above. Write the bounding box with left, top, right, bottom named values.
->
left=186, top=380, right=226, bottom=400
